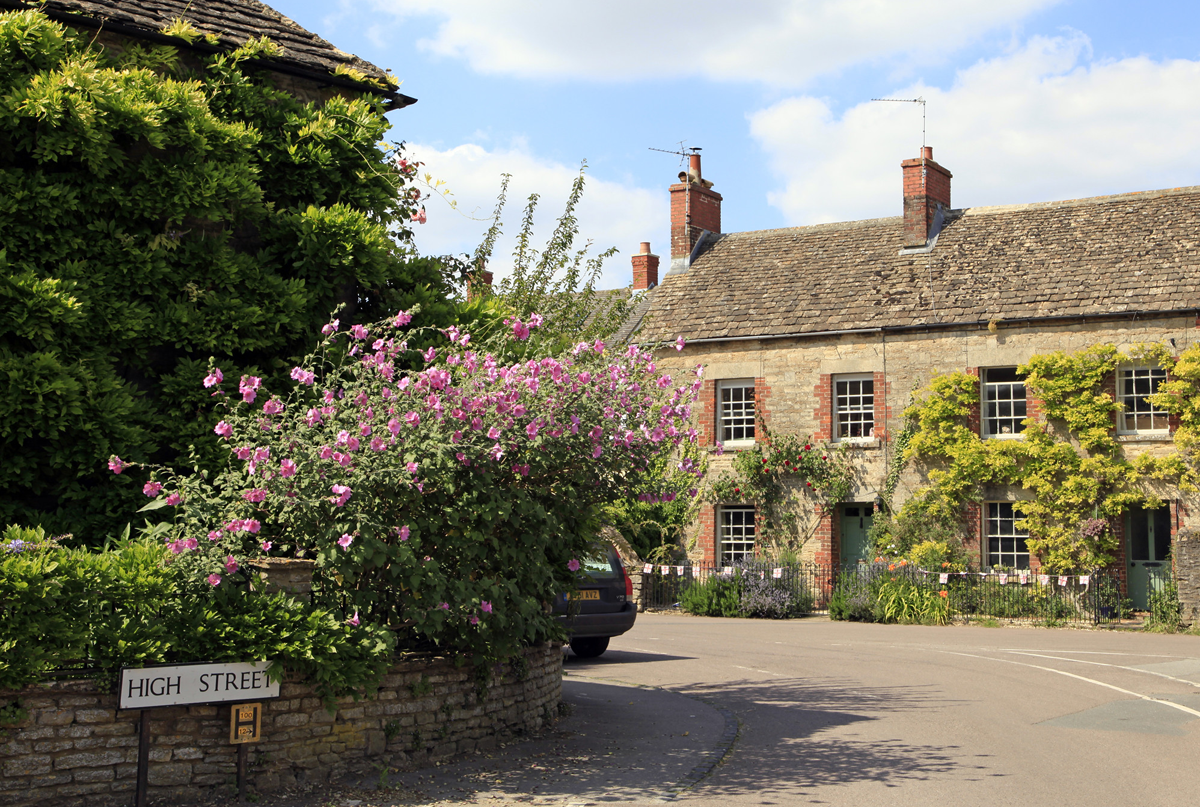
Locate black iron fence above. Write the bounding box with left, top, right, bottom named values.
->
left=636, top=561, right=1127, bottom=626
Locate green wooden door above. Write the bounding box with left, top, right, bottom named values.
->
left=840, top=504, right=874, bottom=565
left=1127, top=506, right=1171, bottom=610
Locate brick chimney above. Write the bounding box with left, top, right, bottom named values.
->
left=631, top=242, right=659, bottom=290
left=901, top=146, right=952, bottom=248
left=467, top=268, right=493, bottom=302
left=670, top=151, right=721, bottom=271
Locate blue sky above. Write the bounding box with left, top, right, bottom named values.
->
left=269, top=0, right=1200, bottom=288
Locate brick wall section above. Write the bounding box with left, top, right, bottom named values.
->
left=0, top=647, right=561, bottom=807
left=631, top=252, right=659, bottom=291
left=699, top=380, right=717, bottom=446
left=696, top=504, right=717, bottom=564
left=965, top=367, right=981, bottom=435
left=871, top=371, right=891, bottom=441
left=812, top=374, right=832, bottom=441
left=813, top=509, right=834, bottom=566
left=754, top=377, right=771, bottom=436
left=669, top=183, right=722, bottom=260
left=900, top=148, right=952, bottom=248
left=1174, top=529, right=1200, bottom=625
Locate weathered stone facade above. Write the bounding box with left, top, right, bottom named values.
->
left=655, top=315, right=1199, bottom=570
left=0, top=646, right=561, bottom=806
left=1174, top=530, right=1200, bottom=625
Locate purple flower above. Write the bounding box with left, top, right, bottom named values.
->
left=512, top=320, right=530, bottom=340
left=481, top=601, right=492, bottom=613
left=262, top=398, right=284, bottom=415
left=239, top=375, right=261, bottom=403
left=487, top=426, right=501, bottom=440
left=592, top=445, right=603, bottom=459
left=567, top=558, right=581, bottom=572
left=525, top=421, right=540, bottom=439
left=423, top=346, right=437, bottom=362
left=207, top=530, right=222, bottom=541
left=438, top=602, right=449, bottom=610
left=290, top=366, right=315, bottom=385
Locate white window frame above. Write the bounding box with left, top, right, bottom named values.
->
left=1117, top=365, right=1169, bottom=435
left=833, top=373, right=875, bottom=442
left=986, top=502, right=1030, bottom=570
left=982, top=367, right=1027, bottom=439
left=718, top=379, right=755, bottom=447
left=719, top=506, right=756, bottom=566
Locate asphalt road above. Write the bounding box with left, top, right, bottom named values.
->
left=324, top=614, right=1200, bottom=807
left=583, top=613, right=1200, bottom=806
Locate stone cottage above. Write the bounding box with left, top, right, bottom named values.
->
left=624, top=147, right=1200, bottom=608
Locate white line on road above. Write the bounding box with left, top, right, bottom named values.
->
left=1003, top=650, right=1200, bottom=689
left=998, top=649, right=1186, bottom=658
left=932, top=649, right=1200, bottom=720
left=732, top=665, right=783, bottom=678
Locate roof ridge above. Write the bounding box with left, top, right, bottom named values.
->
left=960, top=184, right=1200, bottom=218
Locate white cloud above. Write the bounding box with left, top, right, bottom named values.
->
left=372, top=0, right=1058, bottom=86
left=749, top=34, right=1200, bottom=225
left=404, top=141, right=665, bottom=289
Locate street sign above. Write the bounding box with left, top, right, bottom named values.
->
left=230, top=703, right=262, bottom=744
left=119, top=661, right=278, bottom=709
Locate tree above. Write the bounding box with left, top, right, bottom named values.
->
left=0, top=10, right=454, bottom=539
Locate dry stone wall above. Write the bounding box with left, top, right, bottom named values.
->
left=1175, top=530, right=1200, bottom=625
left=0, top=645, right=561, bottom=806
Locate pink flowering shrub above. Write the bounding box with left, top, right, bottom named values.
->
left=121, top=308, right=701, bottom=660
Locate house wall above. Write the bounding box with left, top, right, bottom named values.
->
left=662, top=315, right=1200, bottom=567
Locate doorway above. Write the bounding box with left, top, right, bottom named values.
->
left=1126, top=506, right=1171, bottom=610
left=839, top=504, right=875, bottom=565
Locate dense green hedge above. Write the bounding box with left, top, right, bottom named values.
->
left=0, top=527, right=393, bottom=698
left=0, top=10, right=455, bottom=540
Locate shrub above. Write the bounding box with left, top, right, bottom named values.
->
left=829, top=563, right=950, bottom=625
left=113, top=313, right=701, bottom=664
left=1148, top=579, right=1183, bottom=631
left=736, top=564, right=815, bottom=618
left=679, top=574, right=742, bottom=617
left=0, top=534, right=393, bottom=697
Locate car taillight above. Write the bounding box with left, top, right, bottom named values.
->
left=623, top=568, right=633, bottom=597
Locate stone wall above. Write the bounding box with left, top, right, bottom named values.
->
left=0, top=645, right=561, bottom=806
left=1175, top=530, right=1200, bottom=625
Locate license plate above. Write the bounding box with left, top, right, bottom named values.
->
left=567, top=590, right=600, bottom=601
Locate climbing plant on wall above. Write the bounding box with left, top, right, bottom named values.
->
left=899, top=343, right=1177, bottom=572
left=0, top=10, right=457, bottom=540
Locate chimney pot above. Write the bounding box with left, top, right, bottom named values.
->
left=639, top=241, right=651, bottom=254
left=689, top=152, right=702, bottom=177
left=921, top=146, right=933, bottom=161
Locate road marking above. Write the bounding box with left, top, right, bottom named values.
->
left=998, top=649, right=1186, bottom=659
left=1003, top=650, right=1200, bottom=689
left=732, top=665, right=783, bottom=677
left=932, top=649, right=1200, bottom=720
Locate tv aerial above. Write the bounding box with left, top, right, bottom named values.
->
left=871, top=97, right=926, bottom=149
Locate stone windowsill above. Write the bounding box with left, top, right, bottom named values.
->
left=1116, top=434, right=1173, bottom=443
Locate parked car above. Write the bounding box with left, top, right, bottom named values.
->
left=554, top=543, right=636, bottom=657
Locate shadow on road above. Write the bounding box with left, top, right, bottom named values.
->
left=565, top=648, right=697, bottom=666
left=670, top=676, right=990, bottom=797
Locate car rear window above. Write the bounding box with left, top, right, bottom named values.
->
left=579, top=547, right=621, bottom=579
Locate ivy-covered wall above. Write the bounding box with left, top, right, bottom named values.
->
left=661, top=315, right=1200, bottom=572
left=0, top=10, right=455, bottom=540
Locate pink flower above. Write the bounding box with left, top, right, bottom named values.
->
left=481, top=601, right=492, bottom=613
left=143, top=481, right=163, bottom=497
left=347, top=611, right=360, bottom=627
left=394, top=310, right=412, bottom=327
left=346, top=437, right=360, bottom=452
left=280, top=459, right=297, bottom=477
left=305, top=408, right=322, bottom=427
left=487, top=426, right=501, bottom=440
left=207, top=573, right=222, bottom=586
left=593, top=340, right=605, bottom=353
left=405, top=411, right=420, bottom=427
left=253, top=447, right=270, bottom=462
left=592, top=445, right=603, bottom=459
left=406, top=461, right=419, bottom=474
left=512, top=320, right=530, bottom=340
left=399, top=525, right=410, bottom=541
left=438, top=602, right=450, bottom=610
left=215, top=421, right=233, bottom=438
left=290, top=367, right=315, bottom=385
left=568, top=558, right=581, bottom=572
left=423, top=346, right=436, bottom=363
left=244, top=519, right=261, bottom=534
left=182, top=537, right=198, bottom=551
left=414, top=208, right=427, bottom=224
left=260, top=541, right=272, bottom=552
left=370, top=437, right=386, bottom=451
left=321, top=319, right=340, bottom=336
left=244, top=489, right=268, bottom=503
left=489, top=444, right=505, bottom=461
left=387, top=418, right=401, bottom=436
left=203, top=368, right=224, bottom=388
left=108, top=456, right=126, bottom=474
left=675, top=336, right=686, bottom=351
left=239, top=375, right=261, bottom=403
left=207, top=530, right=222, bottom=541
left=225, top=555, right=238, bottom=573
left=525, top=421, right=540, bottom=439
left=350, top=324, right=369, bottom=340
left=360, top=422, right=372, bottom=437
left=262, top=398, right=284, bottom=415
left=164, top=492, right=182, bottom=506
left=331, top=484, right=352, bottom=507
left=470, top=615, right=480, bottom=626
left=529, top=314, right=543, bottom=328
left=338, top=533, right=354, bottom=549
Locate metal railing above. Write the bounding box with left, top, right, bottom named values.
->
left=636, top=561, right=1127, bottom=626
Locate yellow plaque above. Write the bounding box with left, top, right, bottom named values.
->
left=229, top=702, right=262, bottom=744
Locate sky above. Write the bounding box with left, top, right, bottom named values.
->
left=268, top=0, right=1200, bottom=289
